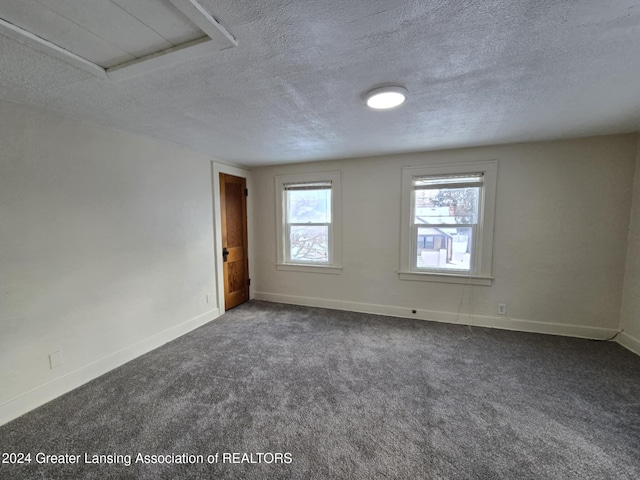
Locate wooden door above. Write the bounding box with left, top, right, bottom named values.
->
left=220, top=173, right=249, bottom=310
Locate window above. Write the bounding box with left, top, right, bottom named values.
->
left=275, top=172, right=341, bottom=273
left=285, top=181, right=331, bottom=263
left=399, top=161, right=497, bottom=285
left=422, top=235, right=435, bottom=250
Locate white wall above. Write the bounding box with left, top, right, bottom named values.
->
left=0, top=100, right=219, bottom=424
left=620, top=136, right=640, bottom=354
left=252, top=135, right=638, bottom=339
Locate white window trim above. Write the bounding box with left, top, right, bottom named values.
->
left=275, top=171, right=342, bottom=274
left=399, top=161, right=497, bottom=285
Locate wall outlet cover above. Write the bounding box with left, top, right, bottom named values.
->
left=49, top=351, right=62, bottom=369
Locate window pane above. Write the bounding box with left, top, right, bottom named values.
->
left=416, top=227, right=472, bottom=271
left=289, top=225, right=329, bottom=263
left=287, top=189, right=331, bottom=223
left=415, top=186, right=479, bottom=224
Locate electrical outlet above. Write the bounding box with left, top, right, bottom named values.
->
left=49, top=351, right=62, bottom=369
left=498, top=303, right=507, bottom=315
left=206, top=293, right=212, bottom=304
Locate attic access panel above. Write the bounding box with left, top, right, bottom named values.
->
left=0, top=0, right=236, bottom=81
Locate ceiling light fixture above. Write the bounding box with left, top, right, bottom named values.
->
left=364, top=85, right=408, bottom=110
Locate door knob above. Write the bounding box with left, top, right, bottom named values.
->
left=222, top=247, right=229, bottom=261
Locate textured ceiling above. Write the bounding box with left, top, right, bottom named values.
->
left=1, top=0, right=640, bottom=166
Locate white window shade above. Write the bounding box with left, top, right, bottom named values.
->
left=413, top=173, right=484, bottom=189
left=284, top=181, right=332, bottom=190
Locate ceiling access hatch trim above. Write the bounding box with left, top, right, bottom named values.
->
left=168, top=0, right=236, bottom=48
left=106, top=37, right=214, bottom=82
left=0, top=16, right=108, bottom=79
left=0, top=0, right=236, bottom=82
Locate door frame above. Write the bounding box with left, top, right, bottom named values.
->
left=212, top=162, right=251, bottom=314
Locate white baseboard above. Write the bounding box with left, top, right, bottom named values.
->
left=253, top=291, right=618, bottom=341
left=0, top=308, right=220, bottom=427
left=618, top=330, right=640, bottom=356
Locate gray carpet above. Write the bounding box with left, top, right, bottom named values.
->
left=1, top=300, right=639, bottom=479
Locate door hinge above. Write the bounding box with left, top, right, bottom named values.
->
left=245, top=188, right=248, bottom=197
left=247, top=278, right=251, bottom=286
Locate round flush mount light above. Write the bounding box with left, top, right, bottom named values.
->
left=364, top=85, right=408, bottom=110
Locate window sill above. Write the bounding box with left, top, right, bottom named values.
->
left=398, top=271, right=493, bottom=286
left=276, top=263, right=343, bottom=275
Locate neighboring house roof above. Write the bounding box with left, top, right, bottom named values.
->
left=416, top=209, right=460, bottom=238
left=415, top=207, right=457, bottom=226
left=416, top=215, right=457, bottom=224
left=416, top=226, right=454, bottom=238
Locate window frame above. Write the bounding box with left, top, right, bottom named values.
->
left=275, top=171, right=342, bottom=274
left=399, top=161, right=497, bottom=285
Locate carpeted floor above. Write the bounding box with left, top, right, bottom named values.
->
left=1, top=300, right=639, bottom=479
